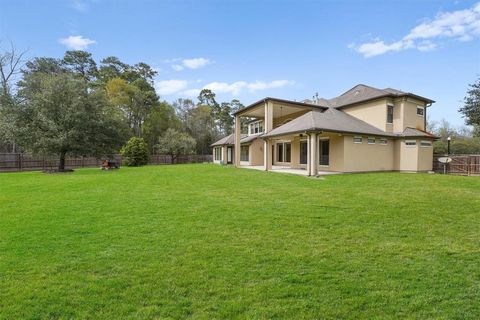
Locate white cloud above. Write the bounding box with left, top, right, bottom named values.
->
left=155, top=80, right=188, bottom=95
left=71, top=0, right=88, bottom=12
left=202, top=80, right=294, bottom=95
left=182, top=88, right=201, bottom=97
left=170, top=57, right=212, bottom=71
left=172, top=64, right=184, bottom=71
left=352, top=2, right=480, bottom=57
left=182, top=58, right=211, bottom=69
left=59, top=35, right=96, bottom=50
left=158, top=79, right=294, bottom=97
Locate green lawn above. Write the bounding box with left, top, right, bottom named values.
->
left=1, top=165, right=479, bottom=319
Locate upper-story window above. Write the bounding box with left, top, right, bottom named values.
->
left=387, top=105, right=394, bottom=124
left=249, top=121, right=263, bottom=135
left=417, top=106, right=424, bottom=117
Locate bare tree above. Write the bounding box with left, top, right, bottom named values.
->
left=0, top=41, right=27, bottom=96
left=0, top=41, right=27, bottom=152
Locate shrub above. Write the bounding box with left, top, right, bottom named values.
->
left=120, top=137, right=149, bottom=166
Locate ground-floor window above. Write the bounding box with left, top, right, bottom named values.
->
left=319, top=139, right=330, bottom=166
left=405, top=140, right=417, bottom=147
left=353, top=136, right=363, bottom=143
left=240, top=146, right=249, bottom=161
left=276, top=142, right=291, bottom=162
left=420, top=140, right=432, bottom=147
left=214, top=147, right=222, bottom=161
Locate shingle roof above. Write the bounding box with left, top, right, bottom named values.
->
left=399, top=127, right=438, bottom=138
left=233, top=84, right=434, bottom=116
left=210, top=133, right=263, bottom=147
left=263, top=109, right=396, bottom=138
left=326, top=84, right=434, bottom=109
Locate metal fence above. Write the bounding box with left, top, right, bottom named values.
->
left=433, top=154, right=480, bottom=175
left=0, top=153, right=213, bottom=173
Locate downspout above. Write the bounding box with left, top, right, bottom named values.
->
left=424, top=102, right=432, bottom=131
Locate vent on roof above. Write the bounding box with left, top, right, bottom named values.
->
left=354, top=90, right=360, bottom=95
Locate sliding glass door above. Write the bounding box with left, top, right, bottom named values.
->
left=300, top=140, right=307, bottom=165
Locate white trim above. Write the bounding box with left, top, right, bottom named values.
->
left=367, top=137, right=376, bottom=144
left=379, top=138, right=388, bottom=145
left=353, top=136, right=363, bottom=144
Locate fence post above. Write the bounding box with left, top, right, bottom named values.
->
left=17, top=153, right=22, bottom=172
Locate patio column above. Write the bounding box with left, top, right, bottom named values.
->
left=264, top=139, right=272, bottom=171
left=310, top=132, right=318, bottom=176
left=234, top=114, right=241, bottom=167
left=306, top=134, right=311, bottom=176
left=263, top=101, right=273, bottom=171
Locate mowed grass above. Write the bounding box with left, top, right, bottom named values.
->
left=0, top=165, right=479, bottom=319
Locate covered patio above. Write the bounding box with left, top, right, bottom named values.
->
left=239, top=165, right=342, bottom=176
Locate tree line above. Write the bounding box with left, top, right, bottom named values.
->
left=0, top=44, right=244, bottom=170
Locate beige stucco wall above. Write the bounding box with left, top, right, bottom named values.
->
left=342, top=99, right=389, bottom=131
left=403, top=98, right=425, bottom=131
left=343, top=135, right=395, bottom=172
left=417, top=142, right=434, bottom=171
left=343, top=97, right=427, bottom=133
left=316, top=133, right=345, bottom=172
left=393, top=138, right=433, bottom=171
left=394, top=140, right=417, bottom=171
left=248, top=138, right=264, bottom=166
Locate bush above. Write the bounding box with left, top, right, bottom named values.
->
left=120, top=137, right=149, bottom=166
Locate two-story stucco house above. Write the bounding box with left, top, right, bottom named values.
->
left=211, top=84, right=437, bottom=175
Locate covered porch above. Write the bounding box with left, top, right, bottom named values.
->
left=240, top=164, right=342, bottom=176
left=233, top=98, right=329, bottom=176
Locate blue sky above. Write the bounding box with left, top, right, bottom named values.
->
left=1, top=0, right=479, bottom=126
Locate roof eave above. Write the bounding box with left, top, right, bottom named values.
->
left=233, top=97, right=328, bottom=116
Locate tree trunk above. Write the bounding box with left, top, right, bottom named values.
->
left=171, top=154, right=175, bottom=164
left=59, top=151, right=66, bottom=171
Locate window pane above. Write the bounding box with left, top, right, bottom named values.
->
left=387, top=105, right=394, bottom=123
left=368, top=137, right=375, bottom=144
left=241, top=146, right=249, bottom=161
left=417, top=107, right=424, bottom=116
left=353, top=137, right=362, bottom=143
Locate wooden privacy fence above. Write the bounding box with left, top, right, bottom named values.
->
left=433, top=155, right=480, bottom=175
left=0, top=153, right=212, bottom=172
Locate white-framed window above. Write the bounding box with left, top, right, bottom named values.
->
left=417, top=106, right=424, bottom=116
left=240, top=145, right=249, bottom=161
left=248, top=121, right=263, bottom=135
left=214, top=147, right=222, bottom=161
left=367, top=137, right=376, bottom=144
left=420, top=140, right=432, bottom=147
left=353, top=136, right=363, bottom=143
left=387, top=105, right=394, bottom=124
left=379, top=138, right=388, bottom=145
left=405, top=140, right=417, bottom=147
